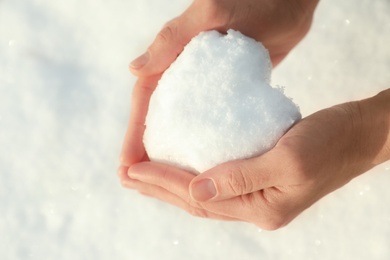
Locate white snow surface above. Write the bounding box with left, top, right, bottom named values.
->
left=1, top=0, right=390, bottom=259
left=144, top=30, right=301, bottom=174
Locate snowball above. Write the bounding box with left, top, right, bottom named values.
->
left=143, top=30, right=301, bottom=174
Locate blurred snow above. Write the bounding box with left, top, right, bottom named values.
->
left=0, top=0, right=389, bottom=259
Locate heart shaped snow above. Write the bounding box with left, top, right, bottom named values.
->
left=143, top=30, right=301, bottom=174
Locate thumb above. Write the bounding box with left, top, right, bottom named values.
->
left=189, top=153, right=283, bottom=202
left=129, top=17, right=196, bottom=77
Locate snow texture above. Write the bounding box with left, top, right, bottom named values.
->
left=144, top=30, right=301, bottom=173
left=1, top=0, right=390, bottom=259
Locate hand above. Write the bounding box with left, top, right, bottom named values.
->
left=129, top=0, right=319, bottom=75
left=119, top=91, right=390, bottom=230
left=120, top=0, right=319, bottom=174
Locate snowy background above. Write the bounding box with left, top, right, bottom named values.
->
left=1, top=0, right=390, bottom=259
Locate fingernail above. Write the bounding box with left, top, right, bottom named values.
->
left=130, top=52, right=149, bottom=70
left=190, top=178, right=217, bottom=202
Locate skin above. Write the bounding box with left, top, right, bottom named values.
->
left=118, top=0, right=390, bottom=230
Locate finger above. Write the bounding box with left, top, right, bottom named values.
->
left=128, top=162, right=245, bottom=221
left=126, top=161, right=277, bottom=224
left=128, top=161, right=196, bottom=199
left=118, top=165, right=145, bottom=190
left=270, top=52, right=288, bottom=67
left=117, top=165, right=131, bottom=185
left=189, top=149, right=290, bottom=202
left=120, top=76, right=160, bottom=167
left=132, top=181, right=239, bottom=221
left=128, top=162, right=290, bottom=224
left=129, top=0, right=226, bottom=77
left=129, top=16, right=194, bottom=76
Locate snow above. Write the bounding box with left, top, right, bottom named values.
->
left=1, top=0, right=390, bottom=259
left=144, top=30, right=300, bottom=174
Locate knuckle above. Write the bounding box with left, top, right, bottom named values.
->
left=261, top=188, right=283, bottom=205
left=225, top=164, right=254, bottom=195
left=156, top=21, right=178, bottom=44
left=160, top=165, right=171, bottom=180
left=186, top=196, right=209, bottom=218
left=253, top=190, right=290, bottom=230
